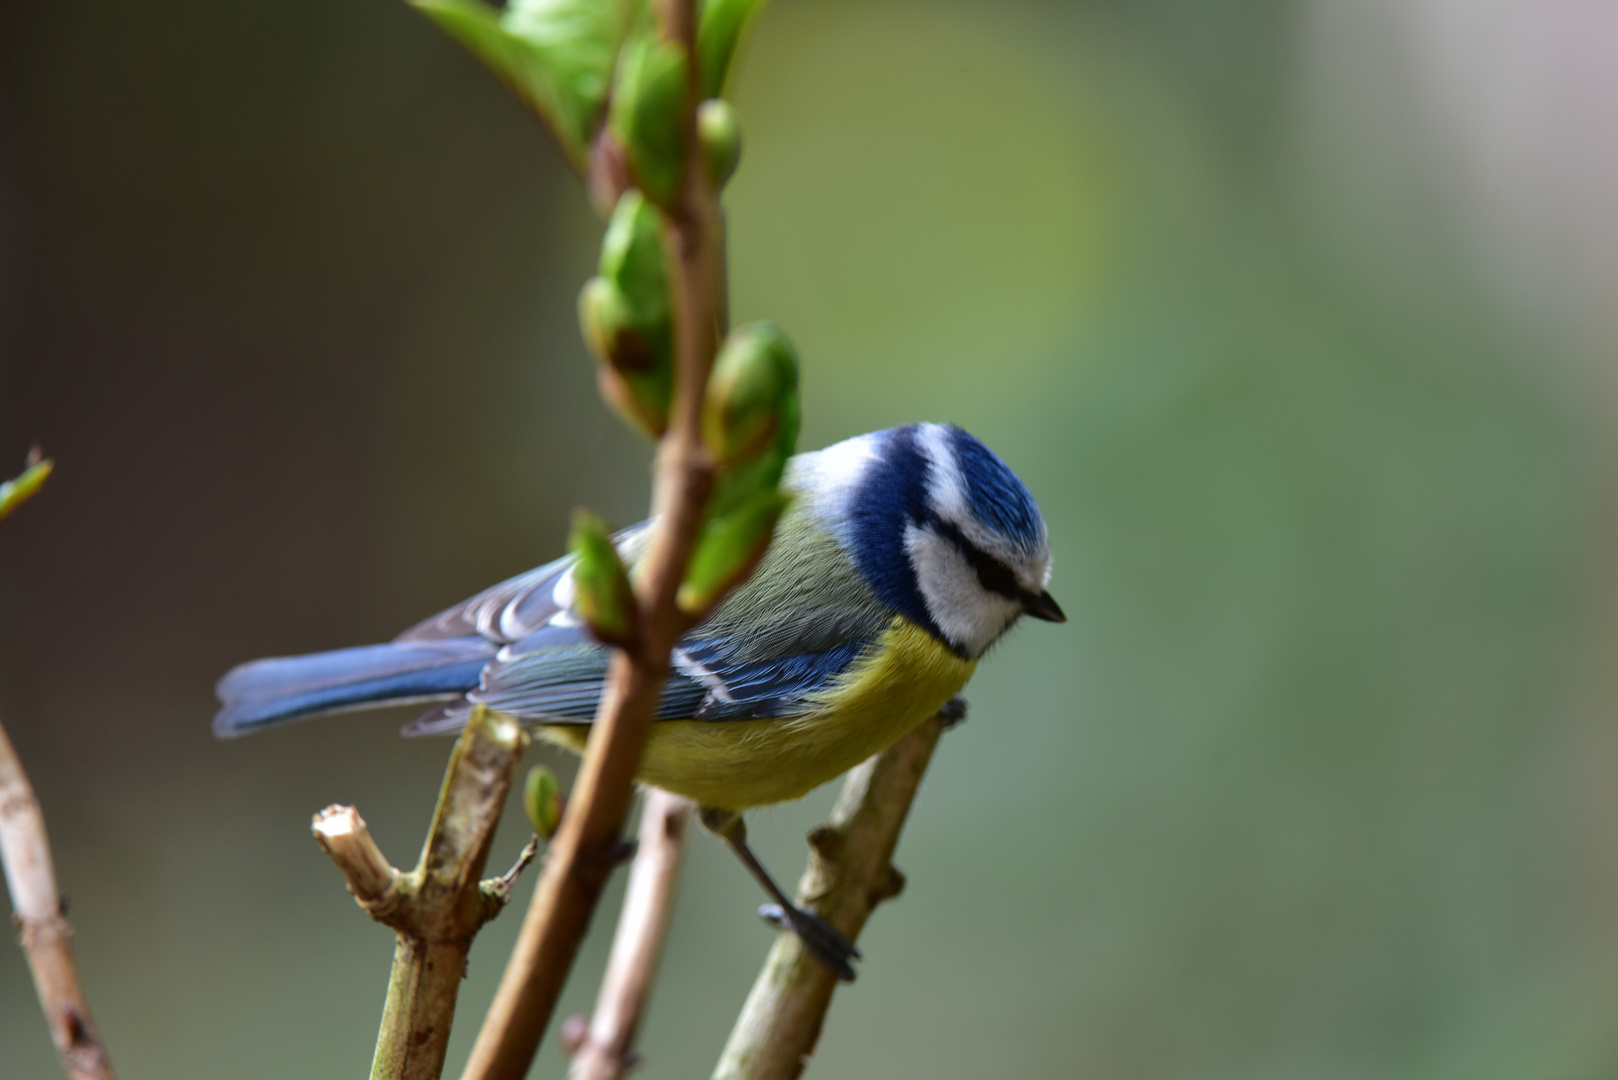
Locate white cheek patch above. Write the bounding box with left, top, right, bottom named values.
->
left=904, top=523, right=1021, bottom=658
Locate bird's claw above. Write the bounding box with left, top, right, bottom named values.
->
left=758, top=902, right=861, bottom=982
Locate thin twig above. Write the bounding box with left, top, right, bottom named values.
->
left=0, top=717, right=117, bottom=1080
left=313, top=707, right=529, bottom=1080
left=457, top=0, right=724, bottom=1075
left=711, top=713, right=948, bottom=1080
left=566, top=789, right=692, bottom=1080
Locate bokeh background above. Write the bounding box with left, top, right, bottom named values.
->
left=4, top=0, right=1618, bottom=1076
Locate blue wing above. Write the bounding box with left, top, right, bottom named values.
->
left=444, top=630, right=875, bottom=734
left=215, top=525, right=648, bottom=737
left=214, top=516, right=882, bottom=738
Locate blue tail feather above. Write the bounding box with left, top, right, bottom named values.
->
left=213, top=638, right=494, bottom=738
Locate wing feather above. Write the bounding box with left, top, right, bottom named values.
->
left=394, top=521, right=654, bottom=644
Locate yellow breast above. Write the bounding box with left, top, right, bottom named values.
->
left=537, top=618, right=975, bottom=811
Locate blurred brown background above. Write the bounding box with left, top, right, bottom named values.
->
left=4, top=0, right=1618, bottom=1076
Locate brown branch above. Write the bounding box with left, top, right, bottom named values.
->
left=313, top=706, right=528, bottom=1080
left=711, top=713, right=948, bottom=1080
left=0, top=717, right=116, bottom=1080
left=565, top=789, right=692, bottom=1080
left=456, top=0, right=725, bottom=1075
left=312, top=806, right=399, bottom=905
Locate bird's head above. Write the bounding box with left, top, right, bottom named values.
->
left=796, top=423, right=1063, bottom=659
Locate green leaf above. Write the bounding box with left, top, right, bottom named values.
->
left=412, top=0, right=630, bottom=170
left=609, top=34, right=690, bottom=204
left=0, top=457, right=53, bottom=526
left=523, top=765, right=565, bottom=839
left=568, top=509, right=639, bottom=646
left=697, top=0, right=767, bottom=99
left=678, top=488, right=790, bottom=617
left=697, top=98, right=741, bottom=188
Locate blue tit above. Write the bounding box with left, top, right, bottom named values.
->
left=215, top=422, right=1063, bottom=978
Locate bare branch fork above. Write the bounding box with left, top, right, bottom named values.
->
left=312, top=706, right=529, bottom=1080
left=713, top=708, right=955, bottom=1080
left=457, top=0, right=726, bottom=1075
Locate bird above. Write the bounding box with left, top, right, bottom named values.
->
left=215, top=422, right=1064, bottom=979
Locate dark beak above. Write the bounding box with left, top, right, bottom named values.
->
left=1023, top=589, right=1066, bottom=623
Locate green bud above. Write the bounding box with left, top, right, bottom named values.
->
left=703, top=322, right=800, bottom=468
left=579, top=276, right=665, bottom=379
left=412, top=0, right=630, bottom=172
left=595, top=367, right=670, bottom=440
left=582, top=190, right=675, bottom=437
left=678, top=488, right=790, bottom=617
left=697, top=99, right=741, bottom=189
left=697, top=0, right=767, bottom=99
left=568, top=509, right=639, bottom=647
left=580, top=278, right=669, bottom=437
left=599, top=190, right=671, bottom=325
left=0, top=455, right=52, bottom=526
left=609, top=34, right=690, bottom=205
left=524, top=765, right=565, bottom=839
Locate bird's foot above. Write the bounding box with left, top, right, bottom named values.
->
left=758, top=902, right=861, bottom=982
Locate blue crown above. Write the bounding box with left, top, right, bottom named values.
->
left=944, top=425, right=1044, bottom=552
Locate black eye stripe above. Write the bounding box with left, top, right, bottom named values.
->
left=928, top=519, right=1027, bottom=604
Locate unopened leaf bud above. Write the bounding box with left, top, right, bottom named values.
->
left=568, top=509, right=639, bottom=647
left=599, top=190, right=670, bottom=324
left=697, top=99, right=741, bottom=189
left=583, top=190, right=675, bottom=437
left=677, top=488, right=790, bottom=617
left=609, top=35, right=689, bottom=205
left=704, top=321, right=800, bottom=468
left=524, top=765, right=565, bottom=840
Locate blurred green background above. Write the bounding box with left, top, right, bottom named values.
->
left=4, top=0, right=1618, bottom=1076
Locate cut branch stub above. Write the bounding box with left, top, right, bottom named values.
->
left=314, top=706, right=530, bottom=1080
left=312, top=806, right=400, bottom=911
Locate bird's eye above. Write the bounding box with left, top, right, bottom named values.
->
left=971, top=554, right=1021, bottom=600
left=930, top=519, right=1025, bottom=603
